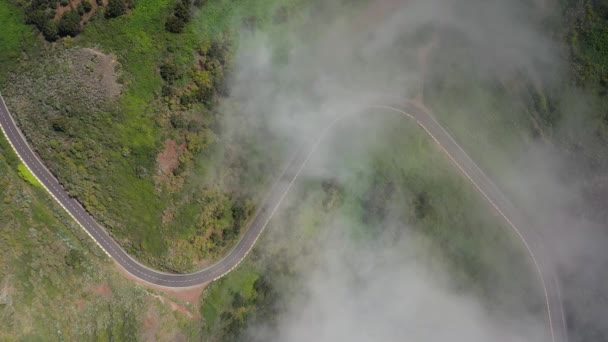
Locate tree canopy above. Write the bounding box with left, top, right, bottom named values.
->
left=105, top=0, right=127, bottom=18
left=58, top=10, right=81, bottom=37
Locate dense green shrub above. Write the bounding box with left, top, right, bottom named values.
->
left=25, top=8, right=53, bottom=32
left=58, top=10, right=81, bottom=37
left=64, top=249, right=85, bottom=270
left=159, top=61, right=179, bottom=83
left=169, top=113, right=187, bottom=129
left=174, top=2, right=190, bottom=21
left=51, top=116, right=70, bottom=132
left=41, top=19, right=59, bottom=41
left=105, top=0, right=126, bottom=18
left=82, top=0, right=92, bottom=12
left=165, top=0, right=192, bottom=33
left=165, top=15, right=185, bottom=33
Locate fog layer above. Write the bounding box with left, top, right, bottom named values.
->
left=218, top=0, right=605, bottom=341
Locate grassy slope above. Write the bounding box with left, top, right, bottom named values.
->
left=77, top=0, right=175, bottom=257
left=0, top=0, right=37, bottom=82
left=0, top=0, right=557, bottom=339
left=0, top=133, right=202, bottom=341
left=1, top=0, right=302, bottom=272
left=0, top=3, right=200, bottom=340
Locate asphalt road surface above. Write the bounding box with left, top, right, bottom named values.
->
left=376, top=103, right=568, bottom=342
left=0, top=95, right=567, bottom=342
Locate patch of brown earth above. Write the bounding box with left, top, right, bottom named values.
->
left=162, top=207, right=175, bottom=225
left=146, top=292, right=195, bottom=319
left=91, top=283, right=112, bottom=299
left=82, top=48, right=122, bottom=98
left=155, top=138, right=187, bottom=188
left=165, top=285, right=205, bottom=304
left=157, top=139, right=180, bottom=176
left=0, top=277, right=13, bottom=305
left=202, top=227, right=214, bottom=240
left=74, top=299, right=86, bottom=310
left=142, top=305, right=160, bottom=342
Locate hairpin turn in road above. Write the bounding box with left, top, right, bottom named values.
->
left=0, top=95, right=566, bottom=342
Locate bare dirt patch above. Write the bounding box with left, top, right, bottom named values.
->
left=165, top=285, right=206, bottom=305
left=0, top=277, right=13, bottom=306
left=142, top=305, right=160, bottom=342
left=157, top=139, right=180, bottom=176
left=74, top=299, right=86, bottom=310
left=155, top=138, right=187, bottom=188
left=91, top=283, right=113, bottom=299
left=146, top=291, right=196, bottom=319
left=82, top=48, right=122, bottom=98
left=162, top=207, right=175, bottom=225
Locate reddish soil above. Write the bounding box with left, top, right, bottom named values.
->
left=165, top=285, right=206, bottom=304
left=170, top=302, right=193, bottom=318
left=75, top=299, right=86, bottom=310
left=156, top=139, right=186, bottom=178
left=162, top=208, right=175, bottom=225
left=148, top=292, right=196, bottom=319
left=143, top=305, right=160, bottom=342
left=91, top=283, right=113, bottom=299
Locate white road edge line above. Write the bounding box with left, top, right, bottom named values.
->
left=0, top=94, right=565, bottom=342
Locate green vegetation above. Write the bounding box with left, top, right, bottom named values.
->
left=2, top=0, right=608, bottom=340
left=201, top=266, right=260, bottom=329
left=198, top=3, right=608, bottom=339
left=423, top=0, right=608, bottom=220
left=58, top=9, right=82, bottom=37
left=568, top=1, right=608, bottom=92
left=17, top=163, right=41, bottom=188
left=0, top=134, right=203, bottom=341
left=17, top=0, right=132, bottom=41
left=165, top=0, right=196, bottom=33
left=197, top=112, right=542, bottom=340
left=420, top=3, right=608, bottom=340
left=2, top=0, right=301, bottom=272
left=0, top=1, right=37, bottom=78
left=105, top=0, right=128, bottom=18
left=83, top=0, right=92, bottom=13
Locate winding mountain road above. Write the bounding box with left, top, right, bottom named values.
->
left=0, top=95, right=566, bottom=342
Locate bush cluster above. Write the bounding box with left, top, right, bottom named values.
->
left=165, top=0, right=193, bottom=33
left=22, top=0, right=132, bottom=41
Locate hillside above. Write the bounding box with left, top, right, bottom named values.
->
left=0, top=0, right=608, bottom=341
